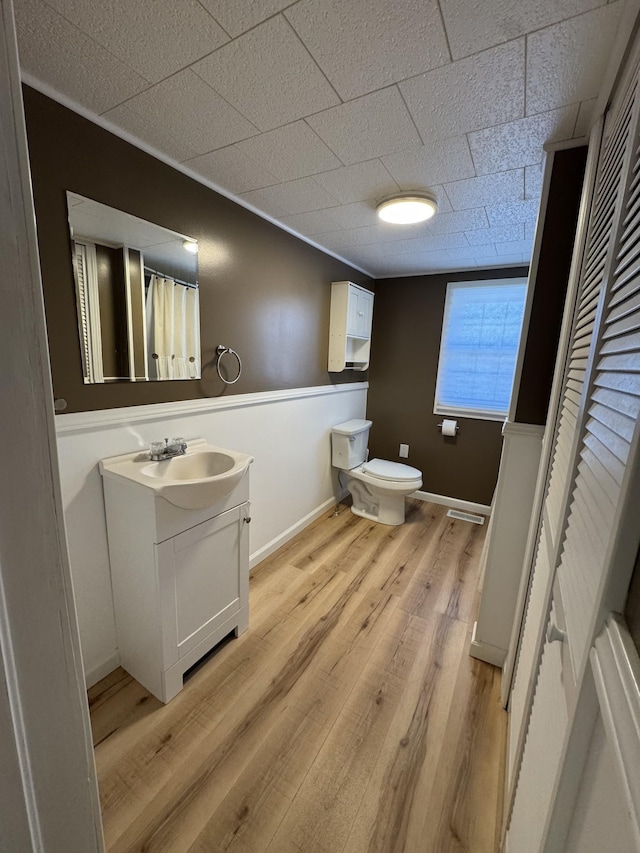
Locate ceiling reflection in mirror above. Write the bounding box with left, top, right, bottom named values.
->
left=66, top=192, right=200, bottom=383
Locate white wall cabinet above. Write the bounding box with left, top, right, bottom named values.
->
left=328, top=280, right=374, bottom=371
left=103, top=475, right=250, bottom=703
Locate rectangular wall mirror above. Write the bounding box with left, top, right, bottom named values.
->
left=66, top=192, right=201, bottom=383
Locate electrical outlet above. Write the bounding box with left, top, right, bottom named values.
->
left=399, top=443, right=409, bottom=458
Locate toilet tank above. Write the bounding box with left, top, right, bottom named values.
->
left=331, top=419, right=372, bottom=470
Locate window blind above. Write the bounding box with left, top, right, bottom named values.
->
left=435, top=279, right=527, bottom=418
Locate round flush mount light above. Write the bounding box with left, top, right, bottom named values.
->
left=376, top=192, right=438, bottom=224
left=183, top=240, right=198, bottom=254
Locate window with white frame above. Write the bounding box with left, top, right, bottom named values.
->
left=434, top=278, right=528, bottom=420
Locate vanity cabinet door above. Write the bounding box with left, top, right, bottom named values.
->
left=157, top=502, right=249, bottom=667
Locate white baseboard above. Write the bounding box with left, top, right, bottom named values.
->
left=249, top=491, right=348, bottom=570
left=412, top=490, right=492, bottom=516
left=85, top=652, right=120, bottom=689
left=469, top=621, right=506, bottom=667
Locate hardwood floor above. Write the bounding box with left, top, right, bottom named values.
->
left=89, top=499, right=507, bottom=853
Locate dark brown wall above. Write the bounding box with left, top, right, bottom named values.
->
left=514, top=146, right=587, bottom=424
left=23, top=87, right=371, bottom=413
left=95, top=243, right=127, bottom=378
left=366, top=267, right=529, bottom=505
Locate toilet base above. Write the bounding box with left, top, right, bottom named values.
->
left=348, top=485, right=407, bottom=525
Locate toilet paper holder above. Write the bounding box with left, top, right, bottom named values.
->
left=437, top=420, right=459, bottom=434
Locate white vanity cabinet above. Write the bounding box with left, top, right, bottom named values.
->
left=101, top=472, right=251, bottom=704
left=328, top=280, right=374, bottom=371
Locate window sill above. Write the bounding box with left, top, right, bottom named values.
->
left=433, top=407, right=507, bottom=423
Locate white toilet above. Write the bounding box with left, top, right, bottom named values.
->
left=331, top=419, right=422, bottom=526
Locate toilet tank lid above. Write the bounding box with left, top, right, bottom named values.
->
left=362, top=458, right=422, bottom=481
left=332, top=419, right=372, bottom=435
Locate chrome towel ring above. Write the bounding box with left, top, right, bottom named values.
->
left=215, top=345, right=242, bottom=384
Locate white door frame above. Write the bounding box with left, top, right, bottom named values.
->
left=0, top=1, right=103, bottom=849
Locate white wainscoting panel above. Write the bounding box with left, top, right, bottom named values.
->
left=55, top=382, right=367, bottom=685
left=470, top=421, right=545, bottom=666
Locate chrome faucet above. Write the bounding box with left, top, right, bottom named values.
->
left=149, top=437, right=187, bottom=461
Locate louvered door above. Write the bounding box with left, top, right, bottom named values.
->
left=507, top=81, right=636, bottom=782
left=73, top=240, right=103, bottom=383
left=545, top=77, right=638, bottom=552
left=507, top=52, right=640, bottom=851
left=557, top=74, right=640, bottom=676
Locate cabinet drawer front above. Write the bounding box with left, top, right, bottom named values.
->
left=158, top=503, right=249, bottom=666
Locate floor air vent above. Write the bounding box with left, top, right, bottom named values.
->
left=447, top=509, right=485, bottom=525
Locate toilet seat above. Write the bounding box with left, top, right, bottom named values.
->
left=361, top=458, right=422, bottom=482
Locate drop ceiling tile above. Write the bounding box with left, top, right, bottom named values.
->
left=279, top=209, right=342, bottom=236
left=104, top=71, right=258, bottom=156
left=428, top=208, right=489, bottom=235
left=238, top=187, right=290, bottom=219
left=392, top=231, right=469, bottom=254
left=184, top=146, right=279, bottom=194
left=101, top=102, right=199, bottom=162
left=439, top=0, right=606, bottom=59
left=240, top=177, right=339, bottom=216
left=444, top=169, right=524, bottom=211
left=525, top=163, right=544, bottom=199
left=329, top=202, right=378, bottom=230
left=285, top=0, right=449, bottom=101
left=495, top=239, right=534, bottom=255
left=486, top=199, right=540, bottom=227
left=468, top=106, right=579, bottom=175
left=199, top=0, right=293, bottom=37
left=312, top=160, right=400, bottom=205
left=400, top=40, right=524, bottom=142
left=340, top=231, right=468, bottom=263
left=235, top=121, right=342, bottom=181
left=574, top=99, right=598, bottom=137
left=335, top=243, right=406, bottom=268
left=448, top=244, right=497, bottom=260
left=525, top=221, right=537, bottom=241
left=526, top=4, right=623, bottom=116
left=43, top=0, right=228, bottom=83
left=14, top=0, right=148, bottom=114
left=490, top=255, right=526, bottom=267
left=306, top=88, right=422, bottom=166
left=319, top=220, right=433, bottom=250
left=466, top=224, right=524, bottom=245
left=367, top=249, right=467, bottom=276
left=336, top=225, right=403, bottom=247
left=192, top=16, right=340, bottom=131
left=381, top=137, right=475, bottom=189
left=402, top=251, right=477, bottom=269
left=431, top=187, right=454, bottom=214
left=317, top=230, right=369, bottom=251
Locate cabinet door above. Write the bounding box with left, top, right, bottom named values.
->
left=356, top=289, right=373, bottom=337
left=346, top=286, right=373, bottom=338
left=157, top=503, right=249, bottom=667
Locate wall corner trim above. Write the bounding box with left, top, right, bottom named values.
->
left=469, top=621, right=507, bottom=667
left=54, top=382, right=369, bottom=435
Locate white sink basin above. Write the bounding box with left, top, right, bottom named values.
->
left=142, top=451, right=235, bottom=482
left=100, top=440, right=253, bottom=509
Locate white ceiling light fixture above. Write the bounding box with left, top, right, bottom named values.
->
left=183, top=240, right=198, bottom=253
left=376, top=192, right=438, bottom=224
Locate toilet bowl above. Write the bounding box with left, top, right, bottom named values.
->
left=331, top=420, right=422, bottom=526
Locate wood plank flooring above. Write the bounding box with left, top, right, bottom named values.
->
left=89, top=499, right=506, bottom=853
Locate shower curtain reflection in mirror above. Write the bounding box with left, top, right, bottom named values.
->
left=146, top=275, right=200, bottom=380
left=67, top=192, right=201, bottom=383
